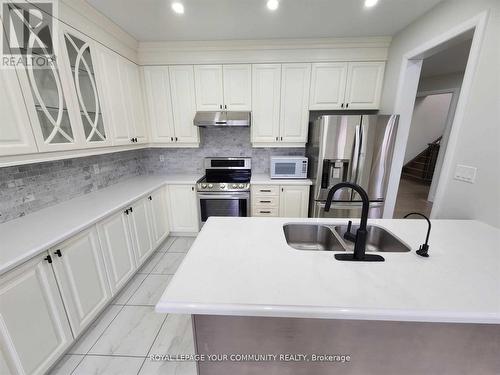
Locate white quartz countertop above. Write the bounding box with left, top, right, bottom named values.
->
left=157, top=217, right=500, bottom=324
left=251, top=174, right=312, bottom=185
left=0, top=174, right=201, bottom=276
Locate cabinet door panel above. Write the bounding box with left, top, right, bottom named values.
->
left=309, top=63, right=348, bottom=110
left=280, top=63, right=311, bottom=144
left=0, top=255, right=73, bottom=375
left=129, top=197, right=154, bottom=265
left=60, top=28, right=110, bottom=147
left=169, top=66, right=200, bottom=144
left=345, top=62, right=385, bottom=109
left=124, top=61, right=148, bottom=143
left=167, top=185, right=199, bottom=233
left=97, top=210, right=136, bottom=294
left=223, top=64, right=251, bottom=111
left=96, top=48, right=131, bottom=145
left=279, top=185, right=309, bottom=218
left=149, top=188, right=170, bottom=248
left=143, top=67, right=175, bottom=143
left=194, top=65, right=224, bottom=110
left=0, top=67, right=37, bottom=156
left=251, top=64, right=281, bottom=144
left=51, top=227, right=111, bottom=337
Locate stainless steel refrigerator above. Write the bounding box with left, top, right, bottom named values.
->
left=306, top=114, right=399, bottom=218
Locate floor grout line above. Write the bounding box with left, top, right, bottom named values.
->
left=62, top=236, right=192, bottom=375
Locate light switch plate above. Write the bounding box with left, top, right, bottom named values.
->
left=454, top=164, right=476, bottom=183
left=92, top=164, right=100, bottom=174
left=159, top=155, right=165, bottom=162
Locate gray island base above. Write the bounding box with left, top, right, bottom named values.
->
left=192, top=314, right=500, bottom=375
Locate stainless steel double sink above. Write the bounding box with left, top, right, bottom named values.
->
left=283, top=223, right=411, bottom=253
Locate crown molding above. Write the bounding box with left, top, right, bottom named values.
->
left=59, top=0, right=139, bottom=61
left=138, top=36, right=392, bottom=65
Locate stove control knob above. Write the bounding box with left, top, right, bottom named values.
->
left=219, top=183, right=226, bottom=189
left=232, top=184, right=237, bottom=188
left=208, top=184, right=213, bottom=188
left=239, top=184, right=245, bottom=188
left=201, top=184, right=207, bottom=188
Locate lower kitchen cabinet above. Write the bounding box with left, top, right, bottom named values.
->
left=166, top=184, right=200, bottom=233
left=128, top=197, right=155, bottom=265
left=0, top=254, right=73, bottom=375
left=251, top=184, right=310, bottom=218
left=50, top=227, right=112, bottom=337
left=279, top=185, right=310, bottom=218
left=148, top=188, right=170, bottom=248
left=97, top=208, right=137, bottom=294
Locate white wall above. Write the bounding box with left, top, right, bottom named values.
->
left=404, top=93, right=452, bottom=164
left=381, top=0, right=500, bottom=228
left=418, top=71, right=464, bottom=92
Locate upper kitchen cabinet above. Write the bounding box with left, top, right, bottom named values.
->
left=279, top=63, right=311, bottom=143
left=96, top=47, right=146, bottom=146
left=0, top=65, right=38, bottom=156
left=169, top=65, right=200, bottom=144
left=143, top=65, right=199, bottom=146
left=309, top=63, right=348, bottom=110
left=194, top=64, right=251, bottom=111
left=222, top=65, right=252, bottom=110
left=251, top=63, right=310, bottom=147
left=309, top=61, right=385, bottom=110
left=251, top=64, right=281, bottom=144
left=344, top=62, right=385, bottom=110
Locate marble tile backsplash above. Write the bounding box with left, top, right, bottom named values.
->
left=0, top=127, right=304, bottom=224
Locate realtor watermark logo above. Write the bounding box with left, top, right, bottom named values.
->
left=1, top=0, right=58, bottom=69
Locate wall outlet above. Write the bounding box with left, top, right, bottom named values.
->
left=454, top=164, right=476, bottom=184
left=159, top=155, right=165, bottom=162
left=92, top=164, right=100, bottom=174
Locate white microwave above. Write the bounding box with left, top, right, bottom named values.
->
left=270, top=156, right=308, bottom=179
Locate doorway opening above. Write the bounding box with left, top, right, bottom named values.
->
left=393, top=36, right=473, bottom=218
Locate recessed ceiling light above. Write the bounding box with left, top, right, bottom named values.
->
left=171, top=2, right=184, bottom=14
left=364, top=0, right=378, bottom=7
left=267, top=0, right=279, bottom=11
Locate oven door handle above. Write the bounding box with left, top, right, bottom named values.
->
left=198, top=193, right=249, bottom=200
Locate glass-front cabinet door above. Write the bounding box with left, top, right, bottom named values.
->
left=16, top=20, right=110, bottom=152
left=60, top=28, right=110, bottom=147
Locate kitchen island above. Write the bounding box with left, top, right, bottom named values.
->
left=156, top=217, right=500, bottom=374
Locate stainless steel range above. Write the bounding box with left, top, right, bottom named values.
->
left=197, top=157, right=251, bottom=225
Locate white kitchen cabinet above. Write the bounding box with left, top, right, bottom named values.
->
left=96, top=47, right=131, bottom=146
left=97, top=208, right=137, bottom=294
left=251, top=63, right=310, bottom=147
left=309, top=63, right=348, bottom=110
left=279, top=185, right=310, bottom=218
left=0, top=67, right=38, bottom=156
left=279, top=63, right=311, bottom=144
left=222, top=65, right=252, bottom=110
left=251, top=184, right=309, bottom=218
left=169, top=65, right=200, bottom=144
left=194, top=65, right=224, bottom=110
left=50, top=227, right=111, bottom=337
left=166, top=185, right=199, bottom=233
left=148, top=188, right=170, bottom=249
left=59, top=26, right=111, bottom=148
left=344, top=62, right=385, bottom=109
left=195, top=64, right=251, bottom=111
left=123, top=60, right=148, bottom=143
left=142, top=66, right=175, bottom=143
left=128, top=197, right=155, bottom=266
left=0, top=254, right=73, bottom=375
left=251, top=64, right=281, bottom=144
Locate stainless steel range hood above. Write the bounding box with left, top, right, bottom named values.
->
left=194, top=111, right=251, bottom=127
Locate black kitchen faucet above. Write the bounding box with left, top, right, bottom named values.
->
left=324, top=182, right=384, bottom=262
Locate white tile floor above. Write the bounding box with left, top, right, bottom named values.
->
left=50, top=236, right=197, bottom=375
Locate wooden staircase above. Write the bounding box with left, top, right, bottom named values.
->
left=402, top=137, right=442, bottom=184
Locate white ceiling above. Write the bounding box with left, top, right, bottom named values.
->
left=86, top=0, right=444, bottom=42
left=421, top=38, right=472, bottom=78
